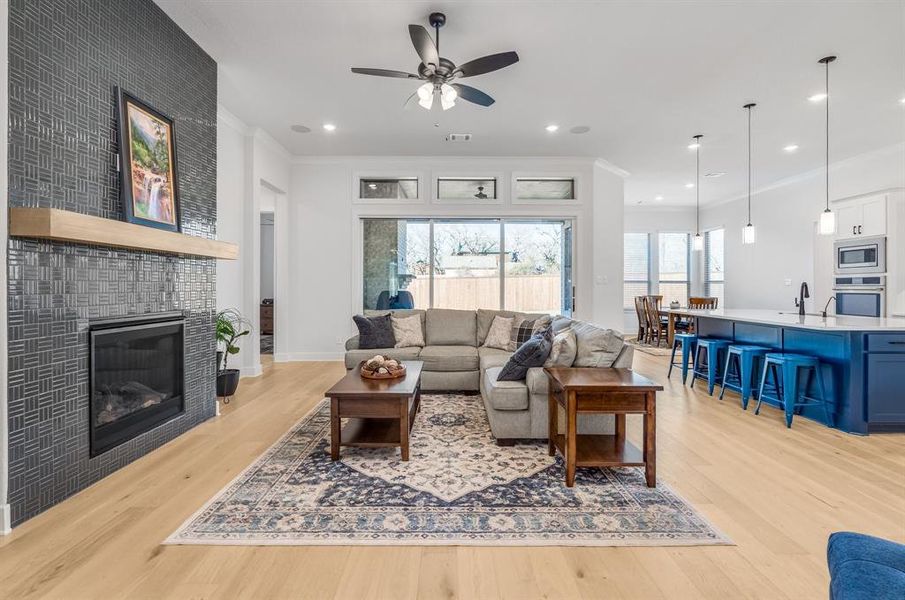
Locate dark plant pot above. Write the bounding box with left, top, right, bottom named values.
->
left=217, top=369, right=240, bottom=398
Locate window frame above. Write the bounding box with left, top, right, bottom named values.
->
left=656, top=231, right=691, bottom=306
left=358, top=217, right=575, bottom=314
left=352, top=173, right=425, bottom=204
left=704, top=227, right=725, bottom=302
left=623, top=232, right=651, bottom=310
left=431, top=172, right=504, bottom=205
left=511, top=172, right=581, bottom=205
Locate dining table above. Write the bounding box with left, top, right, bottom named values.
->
left=658, top=307, right=698, bottom=346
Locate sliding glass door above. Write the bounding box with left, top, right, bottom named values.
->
left=362, top=218, right=574, bottom=315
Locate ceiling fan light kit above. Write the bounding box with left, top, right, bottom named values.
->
left=351, top=12, right=519, bottom=110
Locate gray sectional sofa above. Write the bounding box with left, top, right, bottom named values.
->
left=344, top=308, right=634, bottom=442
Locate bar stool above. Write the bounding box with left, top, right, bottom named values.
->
left=719, top=344, right=771, bottom=409
left=755, top=353, right=835, bottom=428
left=690, top=338, right=732, bottom=396
left=668, top=333, right=697, bottom=384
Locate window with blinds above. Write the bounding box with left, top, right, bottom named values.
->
left=658, top=232, right=690, bottom=307
left=623, top=233, right=650, bottom=309
left=704, top=228, right=725, bottom=306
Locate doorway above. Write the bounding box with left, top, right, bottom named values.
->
left=260, top=211, right=275, bottom=355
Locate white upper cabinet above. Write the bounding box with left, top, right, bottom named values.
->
left=833, top=194, right=887, bottom=239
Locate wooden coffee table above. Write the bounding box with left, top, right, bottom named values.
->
left=325, top=360, right=423, bottom=461
left=545, top=367, right=663, bottom=487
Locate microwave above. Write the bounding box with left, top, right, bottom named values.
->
left=834, top=236, right=886, bottom=274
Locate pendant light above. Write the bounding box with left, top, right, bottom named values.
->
left=742, top=103, right=757, bottom=244
left=817, top=56, right=837, bottom=235
left=692, top=134, right=704, bottom=251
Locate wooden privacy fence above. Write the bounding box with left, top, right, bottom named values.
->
left=406, top=274, right=561, bottom=313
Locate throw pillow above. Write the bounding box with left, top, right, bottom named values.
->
left=508, top=315, right=554, bottom=351
left=483, top=315, right=514, bottom=350
left=498, top=327, right=554, bottom=381
left=544, top=328, right=577, bottom=368
left=352, top=314, right=396, bottom=349
left=392, top=313, right=425, bottom=348
left=572, top=321, right=625, bottom=367
left=531, top=315, right=553, bottom=335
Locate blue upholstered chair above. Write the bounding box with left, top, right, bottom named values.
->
left=827, top=532, right=905, bottom=600
left=755, top=353, right=834, bottom=428
left=719, top=344, right=771, bottom=409
left=668, top=332, right=697, bottom=384
left=690, top=338, right=731, bottom=396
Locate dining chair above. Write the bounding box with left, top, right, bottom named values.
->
left=689, top=297, right=719, bottom=309
left=633, top=296, right=647, bottom=341
left=644, top=295, right=668, bottom=346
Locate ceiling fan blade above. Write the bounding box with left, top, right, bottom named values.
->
left=455, top=51, right=519, bottom=78
left=451, top=84, right=495, bottom=107
left=408, top=24, right=439, bottom=68
left=402, top=90, right=418, bottom=109
left=351, top=67, right=420, bottom=79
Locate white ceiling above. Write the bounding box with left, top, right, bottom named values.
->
left=156, top=1, right=905, bottom=206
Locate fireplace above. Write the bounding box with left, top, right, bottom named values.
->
left=89, top=313, right=186, bottom=457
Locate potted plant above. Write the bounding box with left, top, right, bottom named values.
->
left=216, top=308, right=251, bottom=399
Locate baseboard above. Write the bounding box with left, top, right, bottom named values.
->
left=0, top=503, right=11, bottom=535
left=240, top=364, right=263, bottom=378
left=274, top=352, right=343, bottom=362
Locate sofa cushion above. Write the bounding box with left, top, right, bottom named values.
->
left=418, top=345, right=479, bottom=372
left=477, top=309, right=523, bottom=345
left=426, top=309, right=477, bottom=346
left=391, top=313, right=425, bottom=348
left=483, top=366, right=529, bottom=410
left=572, top=321, right=626, bottom=368
left=545, top=327, right=577, bottom=367
left=352, top=314, right=396, bottom=349
left=498, top=327, right=554, bottom=381
left=365, top=308, right=425, bottom=326
left=551, top=315, right=573, bottom=334
left=828, top=532, right=905, bottom=600
left=344, top=347, right=421, bottom=370
left=479, top=347, right=511, bottom=370
left=526, top=367, right=550, bottom=397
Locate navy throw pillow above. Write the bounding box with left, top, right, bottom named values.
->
left=353, top=314, right=396, bottom=349
left=498, top=327, right=554, bottom=381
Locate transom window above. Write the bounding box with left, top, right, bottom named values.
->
left=514, top=177, right=576, bottom=200
left=436, top=177, right=497, bottom=200
left=358, top=177, right=418, bottom=200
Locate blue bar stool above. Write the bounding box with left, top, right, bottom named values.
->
left=719, top=344, right=771, bottom=409
left=755, top=353, right=835, bottom=428
left=690, top=338, right=731, bottom=396
left=668, top=333, right=697, bottom=384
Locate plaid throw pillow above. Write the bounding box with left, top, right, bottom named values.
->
left=508, top=316, right=552, bottom=351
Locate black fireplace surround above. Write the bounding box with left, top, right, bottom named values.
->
left=89, top=313, right=186, bottom=457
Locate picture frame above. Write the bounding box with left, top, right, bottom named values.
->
left=115, top=87, right=181, bottom=232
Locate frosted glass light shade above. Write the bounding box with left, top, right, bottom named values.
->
left=692, top=233, right=704, bottom=251
left=818, top=209, right=836, bottom=236
left=440, top=83, right=457, bottom=110
left=417, top=83, right=434, bottom=110
left=742, top=223, right=756, bottom=245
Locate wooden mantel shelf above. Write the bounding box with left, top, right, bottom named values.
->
left=9, top=207, right=239, bottom=260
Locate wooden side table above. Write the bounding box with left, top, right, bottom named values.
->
left=545, top=367, right=663, bottom=487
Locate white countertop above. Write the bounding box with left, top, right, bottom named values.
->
left=666, top=308, right=905, bottom=331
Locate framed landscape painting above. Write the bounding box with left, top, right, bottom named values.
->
left=116, top=87, right=181, bottom=232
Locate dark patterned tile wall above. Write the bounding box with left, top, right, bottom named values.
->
left=7, top=0, right=218, bottom=525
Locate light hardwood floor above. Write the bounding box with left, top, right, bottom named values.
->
left=1, top=351, right=903, bottom=600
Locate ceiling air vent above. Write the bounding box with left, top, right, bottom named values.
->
left=446, top=133, right=472, bottom=142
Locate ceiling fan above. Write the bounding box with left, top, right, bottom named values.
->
left=350, top=12, right=519, bottom=110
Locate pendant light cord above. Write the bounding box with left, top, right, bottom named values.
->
left=825, top=59, right=830, bottom=211
left=695, top=139, right=700, bottom=235
left=747, top=106, right=752, bottom=224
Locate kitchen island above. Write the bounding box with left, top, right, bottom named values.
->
left=666, top=308, right=905, bottom=434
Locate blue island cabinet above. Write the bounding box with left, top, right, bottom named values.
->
left=695, top=317, right=905, bottom=434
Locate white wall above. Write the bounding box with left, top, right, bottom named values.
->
left=282, top=157, right=626, bottom=360
left=216, top=104, right=291, bottom=376
left=699, top=143, right=905, bottom=313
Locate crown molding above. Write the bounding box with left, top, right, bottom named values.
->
left=290, top=155, right=602, bottom=166
left=593, top=158, right=631, bottom=179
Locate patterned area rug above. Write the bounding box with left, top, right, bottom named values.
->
left=166, top=394, right=730, bottom=546
left=628, top=338, right=674, bottom=356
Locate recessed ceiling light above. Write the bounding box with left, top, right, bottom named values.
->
left=684, top=183, right=695, bottom=189
left=687, top=142, right=700, bottom=150
left=784, top=144, right=799, bottom=152
left=569, top=125, right=591, bottom=134
left=290, top=124, right=311, bottom=134
left=655, top=195, right=664, bottom=201
left=545, top=124, right=559, bottom=133
left=704, top=172, right=726, bottom=178
left=808, top=93, right=828, bottom=102
left=323, top=123, right=337, bottom=132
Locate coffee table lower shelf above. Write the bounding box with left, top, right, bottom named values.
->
left=550, top=433, right=644, bottom=467
left=340, top=417, right=406, bottom=448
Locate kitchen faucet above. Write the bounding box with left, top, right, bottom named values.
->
left=795, top=282, right=810, bottom=316
left=822, top=296, right=836, bottom=319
